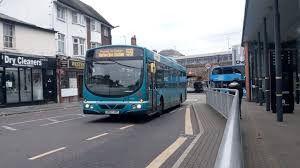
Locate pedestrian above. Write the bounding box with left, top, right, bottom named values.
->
left=228, top=80, right=243, bottom=119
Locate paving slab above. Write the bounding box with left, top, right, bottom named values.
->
left=180, top=103, right=226, bottom=168
left=0, top=102, right=81, bottom=116
left=241, top=101, right=300, bottom=168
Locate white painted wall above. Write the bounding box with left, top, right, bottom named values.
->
left=0, top=0, right=53, bottom=29
left=0, top=0, right=103, bottom=57
left=0, top=21, right=56, bottom=56
left=53, top=3, right=87, bottom=57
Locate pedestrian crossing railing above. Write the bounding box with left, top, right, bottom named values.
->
left=206, top=88, right=243, bottom=168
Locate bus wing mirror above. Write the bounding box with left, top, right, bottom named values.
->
left=150, top=63, right=156, bottom=73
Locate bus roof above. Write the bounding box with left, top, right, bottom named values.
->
left=86, top=45, right=186, bottom=72
left=212, top=64, right=244, bottom=69
left=145, top=48, right=186, bottom=72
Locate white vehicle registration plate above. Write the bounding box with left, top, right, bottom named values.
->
left=105, top=110, right=119, bottom=114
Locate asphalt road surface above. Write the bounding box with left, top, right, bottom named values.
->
left=0, top=93, right=205, bottom=168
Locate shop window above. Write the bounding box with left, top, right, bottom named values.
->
left=61, top=72, right=77, bottom=89
left=6, top=68, right=19, bottom=103
left=32, top=69, right=44, bottom=101
left=20, top=68, right=32, bottom=102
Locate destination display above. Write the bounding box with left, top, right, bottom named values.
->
left=96, top=47, right=143, bottom=57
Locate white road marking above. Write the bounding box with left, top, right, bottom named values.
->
left=47, top=118, right=58, bottom=122
left=28, top=147, right=66, bottom=160
left=119, top=124, right=134, bottom=130
left=185, top=107, right=193, bottom=135
left=172, top=104, right=205, bottom=168
left=179, top=108, right=184, bottom=111
left=86, top=133, right=109, bottom=141
left=2, top=125, right=17, bottom=131
left=40, top=116, right=85, bottom=126
left=172, top=134, right=201, bottom=168
left=7, top=114, right=82, bottom=126
left=146, top=137, right=187, bottom=168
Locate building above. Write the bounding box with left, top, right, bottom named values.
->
left=159, top=49, right=185, bottom=57
left=231, top=45, right=244, bottom=65
left=0, top=0, right=113, bottom=102
left=0, top=13, right=56, bottom=107
left=174, top=51, right=232, bottom=80
left=242, top=0, right=300, bottom=121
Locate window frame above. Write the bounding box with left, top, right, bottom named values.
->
left=73, top=37, right=85, bottom=56
left=90, top=42, right=101, bottom=48
left=72, top=11, right=86, bottom=26
left=57, top=33, right=65, bottom=54
left=103, top=27, right=109, bottom=37
left=3, top=23, right=15, bottom=49
left=57, top=5, right=66, bottom=21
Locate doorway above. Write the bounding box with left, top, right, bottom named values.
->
left=0, top=72, right=5, bottom=105
left=77, top=75, right=83, bottom=99
left=46, top=70, right=57, bottom=102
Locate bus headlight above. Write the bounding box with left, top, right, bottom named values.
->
left=137, top=104, right=142, bottom=109
left=85, top=104, right=90, bottom=108
left=90, top=105, right=94, bottom=109
left=132, top=104, right=137, bottom=109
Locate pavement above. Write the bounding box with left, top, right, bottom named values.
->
left=0, top=101, right=81, bottom=116
left=241, top=101, right=300, bottom=168
left=0, top=93, right=227, bottom=168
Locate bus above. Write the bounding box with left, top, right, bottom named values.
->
left=209, top=65, right=246, bottom=95
left=83, top=45, right=187, bottom=116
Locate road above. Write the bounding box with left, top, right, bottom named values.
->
left=0, top=93, right=205, bottom=168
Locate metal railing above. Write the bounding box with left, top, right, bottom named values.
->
left=206, top=88, right=243, bottom=168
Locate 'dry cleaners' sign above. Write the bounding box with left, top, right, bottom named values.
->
left=1, top=55, right=47, bottom=68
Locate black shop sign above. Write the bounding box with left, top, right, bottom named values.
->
left=1, top=54, right=48, bottom=68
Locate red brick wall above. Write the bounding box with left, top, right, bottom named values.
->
left=101, top=25, right=112, bottom=45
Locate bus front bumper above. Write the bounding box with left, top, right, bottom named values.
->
left=83, top=101, right=150, bottom=115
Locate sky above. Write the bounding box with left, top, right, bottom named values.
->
left=81, top=0, right=246, bottom=55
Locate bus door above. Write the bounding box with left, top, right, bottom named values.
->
left=147, top=62, right=157, bottom=112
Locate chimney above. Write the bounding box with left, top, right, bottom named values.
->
left=131, top=35, right=137, bottom=45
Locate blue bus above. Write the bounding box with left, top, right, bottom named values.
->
left=209, top=65, right=246, bottom=95
left=83, top=45, right=187, bottom=116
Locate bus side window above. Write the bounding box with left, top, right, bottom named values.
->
left=156, top=63, right=164, bottom=88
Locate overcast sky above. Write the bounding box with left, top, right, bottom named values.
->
left=81, top=0, right=245, bottom=55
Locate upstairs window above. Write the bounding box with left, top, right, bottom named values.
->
left=103, top=27, right=109, bottom=37
left=3, top=23, right=15, bottom=48
left=57, top=5, right=66, bottom=21
left=90, top=20, right=101, bottom=32
left=90, top=42, right=101, bottom=48
left=72, top=12, right=85, bottom=26
left=57, top=33, right=65, bottom=54
left=73, top=37, right=85, bottom=56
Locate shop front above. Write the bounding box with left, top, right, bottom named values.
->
left=57, top=57, right=84, bottom=103
left=0, top=53, right=57, bottom=107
